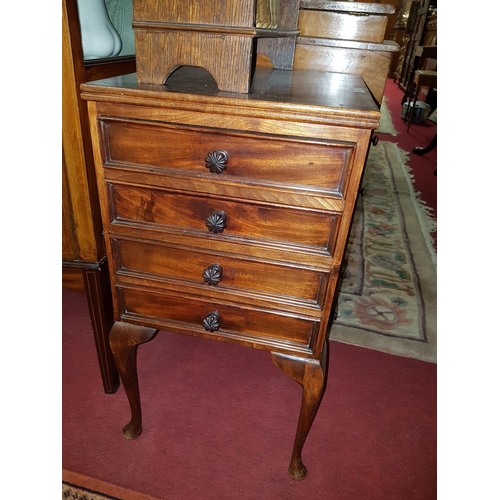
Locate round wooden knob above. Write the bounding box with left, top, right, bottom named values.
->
left=202, top=310, right=221, bottom=332
left=206, top=211, right=228, bottom=233
left=203, top=264, right=223, bottom=286
left=205, top=150, right=228, bottom=174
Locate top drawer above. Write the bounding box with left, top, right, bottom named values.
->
left=99, top=118, right=354, bottom=197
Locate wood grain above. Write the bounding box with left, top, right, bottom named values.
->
left=298, top=10, right=388, bottom=42
left=131, top=0, right=301, bottom=92
left=134, top=0, right=256, bottom=26
left=109, top=183, right=340, bottom=253
left=114, top=237, right=327, bottom=305
left=119, top=285, right=319, bottom=350
left=101, top=118, right=352, bottom=192
left=300, top=1, right=395, bottom=15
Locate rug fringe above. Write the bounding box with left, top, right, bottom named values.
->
left=375, top=97, right=398, bottom=136
left=393, top=143, right=437, bottom=269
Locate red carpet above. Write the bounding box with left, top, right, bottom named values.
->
left=380, top=79, right=437, bottom=225
left=63, top=285, right=437, bottom=499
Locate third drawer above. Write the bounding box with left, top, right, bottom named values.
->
left=112, top=236, right=330, bottom=310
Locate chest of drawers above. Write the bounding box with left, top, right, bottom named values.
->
left=81, top=66, right=380, bottom=480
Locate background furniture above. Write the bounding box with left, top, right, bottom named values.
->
left=291, top=0, right=400, bottom=106
left=401, top=44, right=436, bottom=130
left=389, top=2, right=406, bottom=78
left=81, top=66, right=380, bottom=480
left=393, top=0, right=436, bottom=92
left=62, top=0, right=136, bottom=394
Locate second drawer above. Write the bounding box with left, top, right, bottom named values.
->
left=108, top=182, right=341, bottom=255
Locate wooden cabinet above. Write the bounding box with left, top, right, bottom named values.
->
left=81, top=66, right=380, bottom=479
left=62, top=0, right=136, bottom=393
left=292, top=1, right=400, bottom=106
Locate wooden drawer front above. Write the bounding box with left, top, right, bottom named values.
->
left=119, top=286, right=319, bottom=351
left=109, top=183, right=340, bottom=254
left=101, top=119, right=353, bottom=195
left=298, top=11, right=388, bottom=43
left=114, top=238, right=327, bottom=307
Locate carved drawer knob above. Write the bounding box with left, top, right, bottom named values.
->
left=202, top=310, right=221, bottom=332
left=206, top=210, right=228, bottom=234
left=203, top=264, right=223, bottom=286
left=205, top=150, right=228, bottom=174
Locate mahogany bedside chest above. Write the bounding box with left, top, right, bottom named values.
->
left=81, top=66, right=380, bottom=480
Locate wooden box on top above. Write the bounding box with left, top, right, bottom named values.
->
left=132, top=0, right=301, bottom=93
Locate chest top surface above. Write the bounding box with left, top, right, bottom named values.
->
left=81, top=66, right=380, bottom=128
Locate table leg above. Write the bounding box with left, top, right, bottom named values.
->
left=109, top=321, right=159, bottom=440
left=82, top=262, right=119, bottom=394
left=271, top=346, right=327, bottom=480
left=413, top=133, right=437, bottom=155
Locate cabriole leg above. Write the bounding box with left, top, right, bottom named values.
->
left=109, top=321, right=159, bottom=440
left=271, top=347, right=327, bottom=480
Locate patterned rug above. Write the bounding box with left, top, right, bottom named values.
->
left=375, top=97, right=398, bottom=136
left=328, top=141, right=437, bottom=363
left=62, top=470, right=160, bottom=500
left=63, top=482, right=118, bottom=500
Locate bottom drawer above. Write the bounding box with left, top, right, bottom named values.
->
left=117, top=286, right=319, bottom=353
